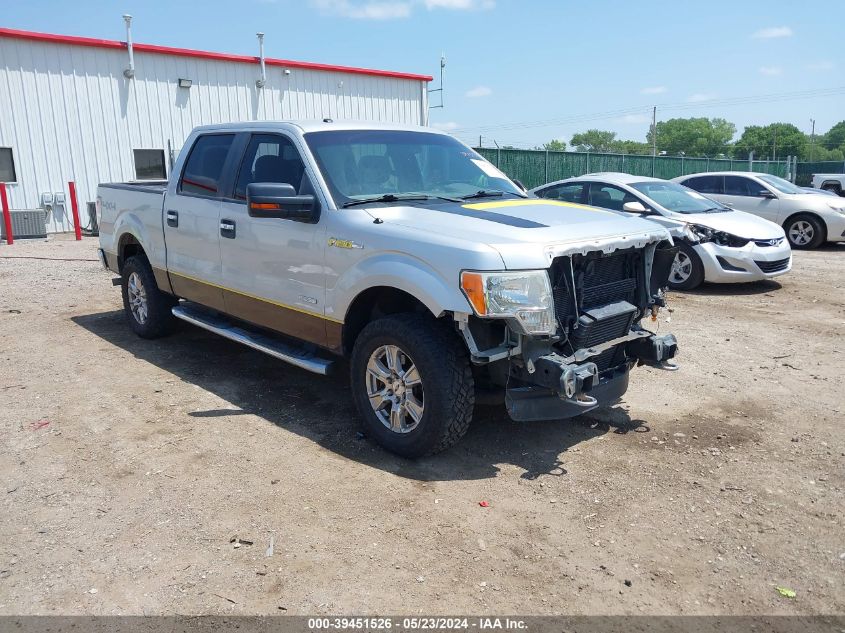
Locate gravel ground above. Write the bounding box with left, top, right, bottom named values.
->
left=0, top=235, right=843, bottom=615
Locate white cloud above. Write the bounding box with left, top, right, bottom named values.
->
left=465, top=85, right=492, bottom=98
left=431, top=121, right=460, bottom=131
left=640, top=86, right=667, bottom=95
left=687, top=93, right=715, bottom=103
left=616, top=114, right=651, bottom=124
left=759, top=66, right=782, bottom=76
left=807, top=60, right=834, bottom=71
left=424, top=0, right=494, bottom=8
left=752, top=26, right=793, bottom=39
left=310, top=0, right=412, bottom=19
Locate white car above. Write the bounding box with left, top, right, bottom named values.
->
left=530, top=173, right=791, bottom=290
left=673, top=172, right=845, bottom=249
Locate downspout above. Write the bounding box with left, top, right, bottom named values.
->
left=255, top=33, right=266, bottom=88
left=122, top=15, right=135, bottom=79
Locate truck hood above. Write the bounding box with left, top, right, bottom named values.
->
left=674, top=209, right=784, bottom=239
left=363, top=198, right=671, bottom=269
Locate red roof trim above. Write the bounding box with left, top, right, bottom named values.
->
left=0, top=27, right=433, bottom=82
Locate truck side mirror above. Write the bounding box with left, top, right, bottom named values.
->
left=246, top=182, right=319, bottom=223
left=622, top=200, right=648, bottom=213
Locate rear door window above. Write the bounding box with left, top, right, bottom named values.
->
left=684, top=175, right=722, bottom=194
left=536, top=183, right=585, bottom=203
left=179, top=134, right=236, bottom=196
left=724, top=176, right=756, bottom=196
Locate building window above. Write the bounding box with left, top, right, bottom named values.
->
left=0, top=148, right=16, bottom=183
left=133, top=149, right=167, bottom=180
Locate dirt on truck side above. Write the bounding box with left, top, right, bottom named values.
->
left=0, top=236, right=843, bottom=615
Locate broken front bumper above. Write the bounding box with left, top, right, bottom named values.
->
left=506, top=331, right=678, bottom=422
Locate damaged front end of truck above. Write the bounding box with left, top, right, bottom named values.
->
left=455, top=232, right=679, bottom=421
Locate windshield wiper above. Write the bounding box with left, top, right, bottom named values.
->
left=342, top=193, right=464, bottom=207
left=342, top=194, right=430, bottom=208
left=460, top=189, right=507, bottom=200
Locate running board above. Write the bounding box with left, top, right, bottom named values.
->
left=171, top=304, right=334, bottom=375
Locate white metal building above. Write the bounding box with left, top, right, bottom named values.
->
left=0, top=24, right=432, bottom=233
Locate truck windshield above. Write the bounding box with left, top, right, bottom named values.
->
left=304, top=130, right=524, bottom=207
left=630, top=181, right=728, bottom=214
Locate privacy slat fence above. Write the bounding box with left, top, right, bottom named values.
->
left=795, top=160, right=845, bottom=187
left=474, top=148, right=790, bottom=190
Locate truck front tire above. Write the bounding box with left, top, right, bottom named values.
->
left=350, top=314, right=475, bottom=458
left=121, top=255, right=177, bottom=339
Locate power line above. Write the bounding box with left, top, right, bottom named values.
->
left=452, top=86, right=845, bottom=135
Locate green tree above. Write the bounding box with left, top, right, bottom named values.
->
left=647, top=117, right=736, bottom=157
left=543, top=139, right=567, bottom=152
left=734, top=123, right=806, bottom=160
left=822, top=120, right=845, bottom=152
left=570, top=129, right=618, bottom=152
left=614, top=140, right=652, bottom=155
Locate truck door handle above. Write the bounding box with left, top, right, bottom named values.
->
left=166, top=210, right=179, bottom=227
left=220, top=219, right=236, bottom=239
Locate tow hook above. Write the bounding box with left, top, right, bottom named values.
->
left=627, top=333, right=679, bottom=369
left=559, top=362, right=599, bottom=401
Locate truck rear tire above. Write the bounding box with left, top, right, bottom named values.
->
left=350, top=314, right=475, bottom=458
left=121, top=255, right=177, bottom=339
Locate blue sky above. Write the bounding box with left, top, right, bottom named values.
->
left=4, top=0, right=844, bottom=149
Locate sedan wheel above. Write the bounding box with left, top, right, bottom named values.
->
left=788, top=220, right=814, bottom=247
left=670, top=251, right=693, bottom=285
left=365, top=344, right=425, bottom=434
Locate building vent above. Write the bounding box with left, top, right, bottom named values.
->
left=1, top=210, right=47, bottom=239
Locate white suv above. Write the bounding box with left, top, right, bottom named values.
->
left=674, top=172, right=845, bottom=249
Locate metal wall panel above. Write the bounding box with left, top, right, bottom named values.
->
left=0, top=36, right=427, bottom=232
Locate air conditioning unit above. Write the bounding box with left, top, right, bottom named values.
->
left=1, top=210, right=48, bottom=240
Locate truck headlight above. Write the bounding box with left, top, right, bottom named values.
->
left=460, top=270, right=556, bottom=335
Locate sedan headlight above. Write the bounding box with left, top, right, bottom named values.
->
left=460, top=270, right=556, bottom=335
left=687, top=224, right=749, bottom=248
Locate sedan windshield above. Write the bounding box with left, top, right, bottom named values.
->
left=630, top=181, right=728, bottom=214
left=757, top=174, right=803, bottom=194
left=304, top=130, right=524, bottom=207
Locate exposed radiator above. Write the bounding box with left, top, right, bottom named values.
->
left=1, top=210, right=47, bottom=239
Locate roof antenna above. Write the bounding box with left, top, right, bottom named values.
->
left=122, top=15, right=135, bottom=79
left=428, top=53, right=446, bottom=110
left=256, top=32, right=266, bottom=88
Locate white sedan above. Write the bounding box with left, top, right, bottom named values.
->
left=530, top=173, right=791, bottom=290
left=674, top=171, right=845, bottom=249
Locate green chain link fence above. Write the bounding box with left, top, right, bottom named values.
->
left=474, top=148, right=791, bottom=190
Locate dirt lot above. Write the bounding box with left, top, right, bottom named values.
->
left=0, top=235, right=843, bottom=616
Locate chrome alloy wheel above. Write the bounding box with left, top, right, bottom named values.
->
left=365, top=344, right=424, bottom=434
left=670, top=251, right=693, bottom=284
left=788, top=220, right=814, bottom=246
left=127, top=272, right=149, bottom=324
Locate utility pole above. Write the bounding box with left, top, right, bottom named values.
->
left=651, top=106, right=657, bottom=157
left=810, top=119, right=816, bottom=161
left=479, top=135, right=482, bottom=149
left=651, top=106, right=657, bottom=178
left=772, top=125, right=778, bottom=161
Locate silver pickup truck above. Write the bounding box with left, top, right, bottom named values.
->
left=97, top=121, right=678, bottom=457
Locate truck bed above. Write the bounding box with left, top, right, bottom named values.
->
left=97, top=180, right=168, bottom=276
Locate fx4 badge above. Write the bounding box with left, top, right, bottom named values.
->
left=328, top=237, right=363, bottom=249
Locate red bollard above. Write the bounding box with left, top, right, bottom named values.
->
left=68, top=181, right=82, bottom=241
left=0, top=182, right=12, bottom=245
